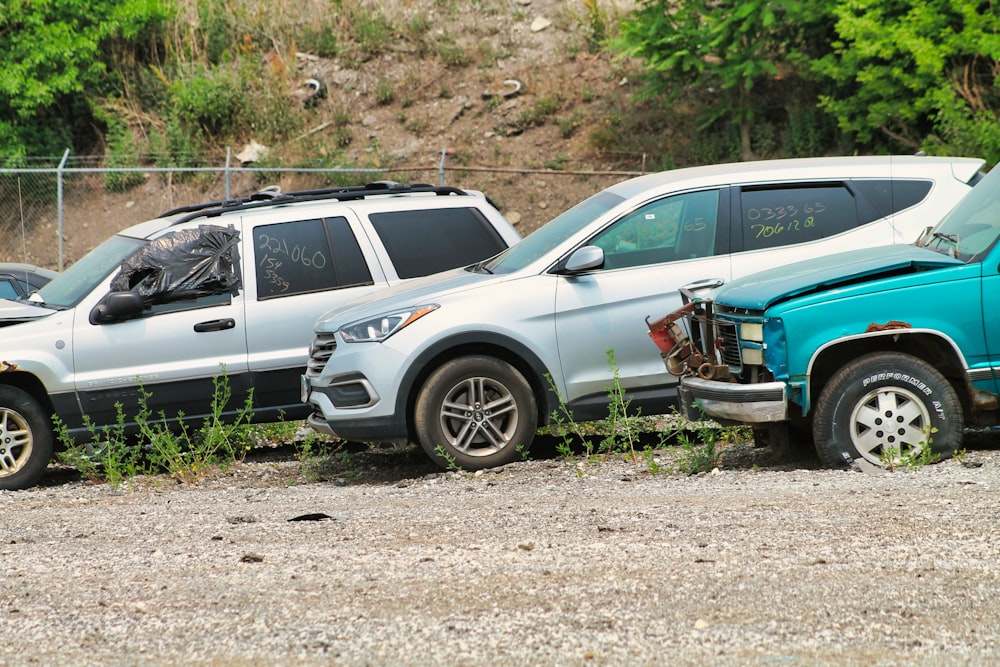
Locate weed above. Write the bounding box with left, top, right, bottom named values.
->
left=56, top=368, right=260, bottom=485
left=641, top=446, right=666, bottom=474
left=437, top=39, right=470, bottom=68
left=676, top=427, right=722, bottom=475
left=598, top=350, right=641, bottom=461
left=433, top=444, right=461, bottom=472
left=516, top=442, right=532, bottom=461
left=880, top=426, right=941, bottom=471
left=375, top=78, right=396, bottom=106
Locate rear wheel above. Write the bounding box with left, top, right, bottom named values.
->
left=414, top=356, right=537, bottom=470
left=0, top=386, right=54, bottom=490
left=813, top=352, right=961, bottom=468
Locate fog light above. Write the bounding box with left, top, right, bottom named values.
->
left=741, top=347, right=764, bottom=365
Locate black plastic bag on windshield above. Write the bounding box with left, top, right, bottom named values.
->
left=110, top=224, right=241, bottom=303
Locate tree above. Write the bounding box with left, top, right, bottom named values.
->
left=813, top=0, right=1000, bottom=161
left=614, top=0, right=830, bottom=160
left=0, top=0, right=171, bottom=160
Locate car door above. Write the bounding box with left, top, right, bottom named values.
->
left=553, top=188, right=732, bottom=415
left=242, top=213, right=390, bottom=419
left=72, top=223, right=250, bottom=429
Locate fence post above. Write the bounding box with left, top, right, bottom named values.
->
left=225, top=147, right=232, bottom=200
left=57, top=148, right=69, bottom=270
left=438, top=147, right=447, bottom=186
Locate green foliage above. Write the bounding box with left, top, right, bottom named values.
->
left=169, top=66, right=248, bottom=138
left=614, top=0, right=829, bottom=158
left=811, top=0, right=1000, bottom=157
left=0, top=0, right=172, bottom=156
left=98, top=109, right=146, bottom=192
left=880, top=426, right=941, bottom=471
left=433, top=444, right=461, bottom=472
left=375, top=78, right=396, bottom=106
left=675, top=428, right=723, bottom=475
left=56, top=368, right=259, bottom=486
left=539, top=351, right=666, bottom=468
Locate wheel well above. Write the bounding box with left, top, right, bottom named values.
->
left=0, top=372, right=55, bottom=416
left=809, top=332, right=970, bottom=416
left=403, top=341, right=556, bottom=438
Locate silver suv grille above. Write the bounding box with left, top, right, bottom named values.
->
left=305, top=332, right=337, bottom=378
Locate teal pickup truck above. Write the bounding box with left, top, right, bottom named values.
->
left=650, top=163, right=1000, bottom=468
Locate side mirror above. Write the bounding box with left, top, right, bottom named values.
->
left=90, top=291, right=146, bottom=324
left=560, top=245, right=605, bottom=274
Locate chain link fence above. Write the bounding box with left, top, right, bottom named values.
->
left=0, top=150, right=643, bottom=271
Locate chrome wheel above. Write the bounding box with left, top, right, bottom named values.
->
left=0, top=407, right=33, bottom=479
left=438, top=376, right=519, bottom=457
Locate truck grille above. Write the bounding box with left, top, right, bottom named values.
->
left=305, top=332, right=337, bottom=378
left=716, top=321, right=742, bottom=367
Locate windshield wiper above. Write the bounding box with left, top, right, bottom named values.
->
left=471, top=259, right=493, bottom=274
left=931, top=232, right=960, bottom=257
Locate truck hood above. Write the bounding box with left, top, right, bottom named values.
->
left=0, top=298, right=56, bottom=327
left=717, top=244, right=962, bottom=311
left=315, top=265, right=505, bottom=329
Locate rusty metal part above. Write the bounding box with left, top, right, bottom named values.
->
left=665, top=340, right=694, bottom=376
left=1, top=361, right=18, bottom=372
left=973, top=389, right=1000, bottom=412
left=866, top=320, right=911, bottom=332
left=697, top=362, right=730, bottom=381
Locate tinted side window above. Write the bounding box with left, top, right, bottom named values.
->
left=253, top=217, right=373, bottom=300
left=739, top=185, right=857, bottom=252
left=369, top=207, right=507, bottom=279
left=853, top=179, right=932, bottom=217
left=591, top=189, right=721, bottom=270
left=0, top=279, right=19, bottom=300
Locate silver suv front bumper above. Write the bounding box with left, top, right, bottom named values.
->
left=679, top=376, right=789, bottom=423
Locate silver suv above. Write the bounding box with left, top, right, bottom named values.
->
left=303, top=155, right=985, bottom=470
left=0, top=182, right=520, bottom=489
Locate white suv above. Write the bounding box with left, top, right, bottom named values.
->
left=303, top=155, right=985, bottom=471
left=0, top=182, right=520, bottom=489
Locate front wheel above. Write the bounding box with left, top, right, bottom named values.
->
left=812, top=352, right=962, bottom=469
left=0, top=386, right=54, bottom=490
left=414, top=356, right=537, bottom=470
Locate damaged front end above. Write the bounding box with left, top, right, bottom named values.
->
left=646, top=286, right=788, bottom=424
left=645, top=293, right=733, bottom=383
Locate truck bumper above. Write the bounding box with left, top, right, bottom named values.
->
left=679, top=377, right=789, bottom=424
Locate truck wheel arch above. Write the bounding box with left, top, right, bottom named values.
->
left=807, top=330, right=971, bottom=417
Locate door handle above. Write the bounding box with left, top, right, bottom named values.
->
left=193, top=318, right=236, bottom=332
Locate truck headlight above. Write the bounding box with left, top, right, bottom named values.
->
left=339, top=305, right=439, bottom=343
left=739, top=322, right=764, bottom=342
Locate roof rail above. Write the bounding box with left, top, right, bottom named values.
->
left=159, top=181, right=472, bottom=226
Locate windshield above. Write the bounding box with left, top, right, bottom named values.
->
left=921, top=163, right=1000, bottom=262
left=34, top=234, right=146, bottom=308
left=482, top=190, right=626, bottom=274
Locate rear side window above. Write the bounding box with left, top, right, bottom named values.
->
left=369, top=207, right=508, bottom=279
left=0, top=279, right=19, bottom=300
left=253, top=217, right=373, bottom=300
left=853, top=179, right=932, bottom=217
left=738, top=185, right=860, bottom=252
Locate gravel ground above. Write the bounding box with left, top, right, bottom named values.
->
left=3, top=437, right=1000, bottom=667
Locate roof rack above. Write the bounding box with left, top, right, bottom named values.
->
left=159, top=181, right=472, bottom=226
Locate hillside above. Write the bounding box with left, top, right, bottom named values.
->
left=22, top=0, right=668, bottom=268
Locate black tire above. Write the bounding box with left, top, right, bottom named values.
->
left=813, top=352, right=962, bottom=469
left=0, top=386, right=54, bottom=490
left=414, top=356, right=537, bottom=471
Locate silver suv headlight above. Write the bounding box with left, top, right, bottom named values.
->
left=339, top=305, right=439, bottom=343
